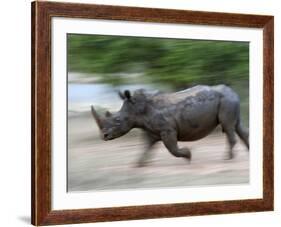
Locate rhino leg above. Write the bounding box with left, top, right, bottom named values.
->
left=161, top=130, right=192, bottom=162
left=224, top=128, right=237, bottom=160
left=217, top=95, right=239, bottom=159
left=236, top=121, right=249, bottom=149
left=136, top=133, right=158, bottom=167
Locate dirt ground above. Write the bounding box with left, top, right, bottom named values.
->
left=68, top=111, right=249, bottom=192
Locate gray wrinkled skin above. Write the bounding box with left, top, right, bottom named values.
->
left=91, top=85, right=249, bottom=167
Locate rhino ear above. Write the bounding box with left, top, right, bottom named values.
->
left=105, top=111, right=112, bottom=117
left=118, top=90, right=125, bottom=100
left=124, top=90, right=131, bottom=99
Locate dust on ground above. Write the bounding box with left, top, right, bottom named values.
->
left=68, top=111, right=249, bottom=192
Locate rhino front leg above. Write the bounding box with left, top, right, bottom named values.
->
left=136, top=133, right=158, bottom=167
left=161, top=130, right=192, bottom=162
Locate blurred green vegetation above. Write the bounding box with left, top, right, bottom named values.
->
left=68, top=34, right=249, bottom=87
left=68, top=34, right=249, bottom=125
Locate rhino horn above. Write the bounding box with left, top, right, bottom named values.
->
left=91, top=105, right=103, bottom=130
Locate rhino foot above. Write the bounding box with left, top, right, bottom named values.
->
left=179, top=148, right=192, bottom=163
left=224, top=152, right=234, bottom=160
left=135, top=161, right=148, bottom=168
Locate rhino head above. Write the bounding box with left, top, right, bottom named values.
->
left=91, top=90, right=147, bottom=141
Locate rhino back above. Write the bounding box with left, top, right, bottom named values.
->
left=151, top=85, right=210, bottom=107
left=146, top=86, right=221, bottom=141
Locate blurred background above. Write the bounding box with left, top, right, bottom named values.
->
left=67, top=34, right=249, bottom=192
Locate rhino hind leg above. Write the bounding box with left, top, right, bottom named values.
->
left=224, top=128, right=237, bottom=159
left=217, top=98, right=239, bottom=159
left=236, top=121, right=249, bottom=149
left=161, top=130, right=192, bottom=162
left=179, top=147, right=192, bottom=162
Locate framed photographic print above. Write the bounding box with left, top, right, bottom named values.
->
left=31, top=1, right=274, bottom=226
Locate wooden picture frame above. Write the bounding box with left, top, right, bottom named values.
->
left=31, top=1, right=274, bottom=226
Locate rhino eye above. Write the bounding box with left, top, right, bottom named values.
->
left=115, top=117, right=121, bottom=125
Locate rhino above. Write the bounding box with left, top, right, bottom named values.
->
left=91, top=85, right=249, bottom=167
